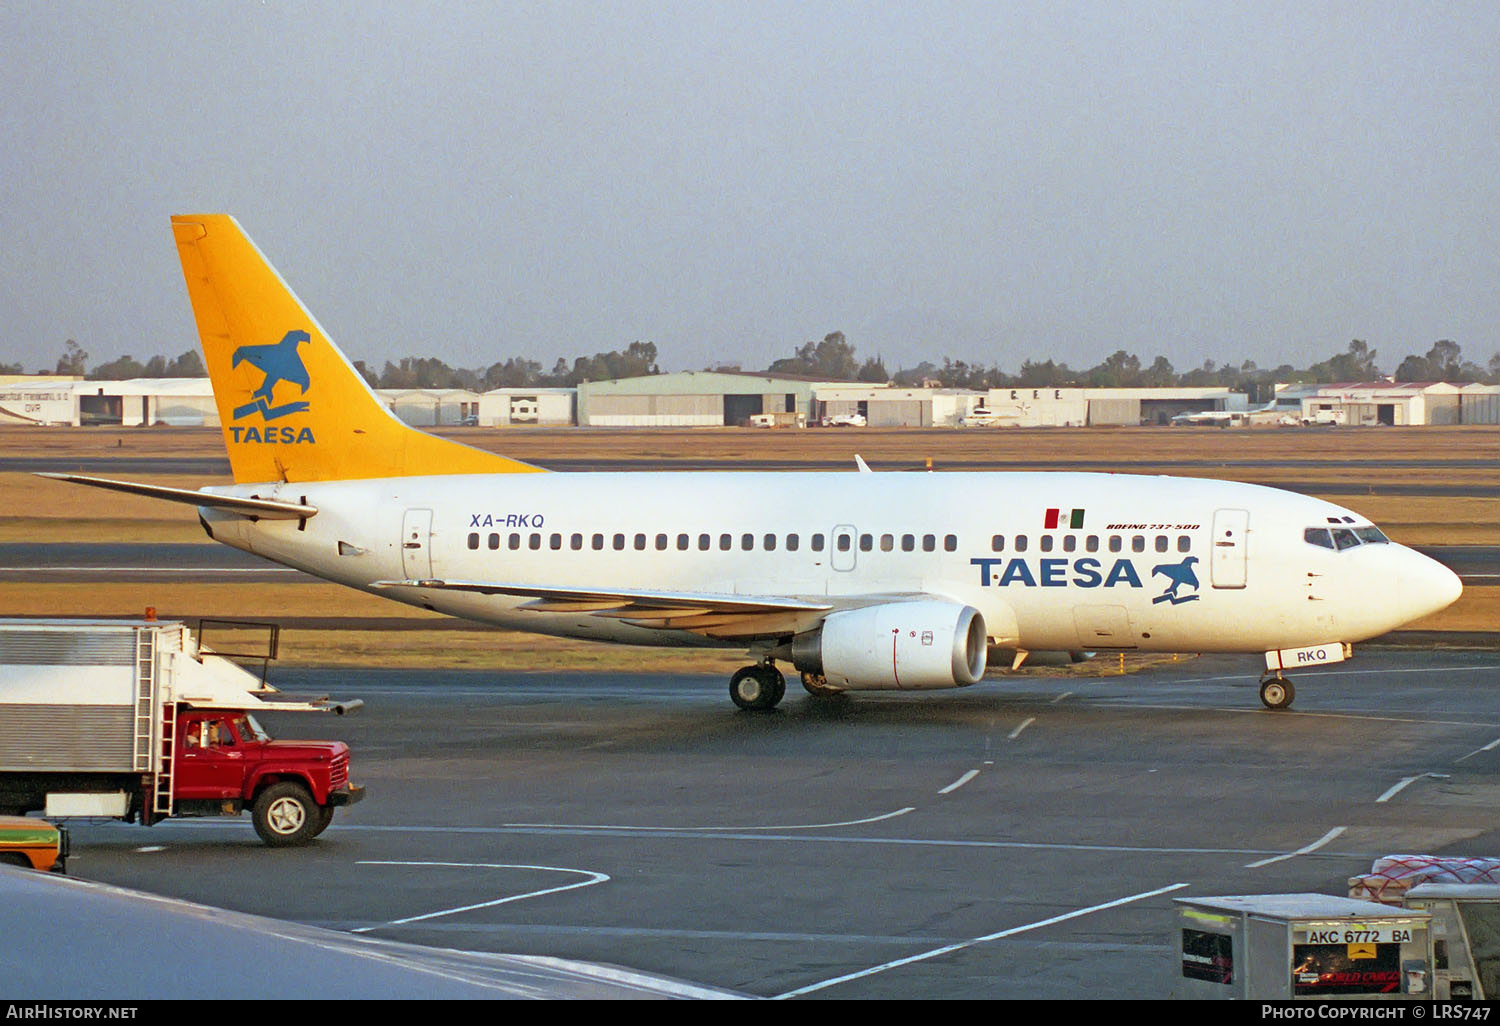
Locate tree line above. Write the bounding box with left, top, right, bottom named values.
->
left=14, top=334, right=1500, bottom=396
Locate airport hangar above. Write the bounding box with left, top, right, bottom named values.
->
left=573, top=372, right=1256, bottom=427
left=2, top=373, right=1497, bottom=429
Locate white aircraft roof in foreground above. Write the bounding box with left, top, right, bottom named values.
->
left=0, top=866, right=738, bottom=999
left=44, top=215, right=1463, bottom=713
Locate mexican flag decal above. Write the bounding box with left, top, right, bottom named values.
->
left=1045, top=508, right=1085, bottom=530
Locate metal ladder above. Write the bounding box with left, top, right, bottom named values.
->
left=153, top=702, right=175, bottom=818
left=132, top=626, right=156, bottom=771
left=130, top=626, right=175, bottom=818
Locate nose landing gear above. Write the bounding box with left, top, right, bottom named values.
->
left=1259, top=672, right=1295, bottom=711
left=729, top=661, right=786, bottom=711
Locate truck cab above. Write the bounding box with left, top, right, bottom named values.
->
left=172, top=708, right=362, bottom=846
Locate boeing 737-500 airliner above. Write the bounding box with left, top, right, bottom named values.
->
left=43, top=215, right=1463, bottom=711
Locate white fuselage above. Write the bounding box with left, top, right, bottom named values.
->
left=200, top=470, right=1460, bottom=655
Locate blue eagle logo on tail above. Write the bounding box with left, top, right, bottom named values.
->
left=231, top=330, right=312, bottom=421
left=1152, top=556, right=1201, bottom=604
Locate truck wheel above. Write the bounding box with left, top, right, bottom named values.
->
left=252, top=783, right=320, bottom=847
left=311, top=805, right=335, bottom=837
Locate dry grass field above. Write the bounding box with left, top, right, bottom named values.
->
left=2, top=424, right=1494, bottom=670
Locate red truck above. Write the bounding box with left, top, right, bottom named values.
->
left=0, top=618, right=363, bottom=847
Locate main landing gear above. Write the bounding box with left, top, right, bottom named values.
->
left=729, top=661, right=785, bottom=711
left=1258, top=672, right=1296, bottom=711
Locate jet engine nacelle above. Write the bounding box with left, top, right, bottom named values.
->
left=791, top=600, right=987, bottom=691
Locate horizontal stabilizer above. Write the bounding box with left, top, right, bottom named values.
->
left=37, top=473, right=318, bottom=520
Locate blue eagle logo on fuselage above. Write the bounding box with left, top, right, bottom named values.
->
left=231, top=330, right=312, bottom=421
left=1151, top=556, right=1201, bottom=604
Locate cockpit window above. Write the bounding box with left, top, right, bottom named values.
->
left=1304, top=528, right=1335, bottom=549
left=1332, top=528, right=1360, bottom=550
left=1308, top=524, right=1386, bottom=550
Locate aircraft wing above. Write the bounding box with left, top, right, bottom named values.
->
left=37, top=473, right=318, bottom=520
left=371, top=578, right=837, bottom=639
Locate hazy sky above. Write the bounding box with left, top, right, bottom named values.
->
left=3, top=2, right=1497, bottom=376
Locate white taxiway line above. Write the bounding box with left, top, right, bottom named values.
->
left=1007, top=717, right=1036, bottom=740
left=1457, top=737, right=1500, bottom=762
left=350, top=861, right=609, bottom=933
left=1376, top=776, right=1424, bottom=803
left=0, top=566, right=297, bottom=573
left=504, top=806, right=916, bottom=832
left=1244, top=827, right=1346, bottom=869
left=938, top=770, right=978, bottom=794
left=771, top=882, right=1190, bottom=999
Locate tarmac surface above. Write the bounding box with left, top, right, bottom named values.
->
left=51, top=648, right=1500, bottom=1000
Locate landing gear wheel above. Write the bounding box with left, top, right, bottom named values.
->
left=252, top=782, right=320, bottom=847
left=1259, top=676, right=1295, bottom=711
left=729, top=664, right=784, bottom=711
left=800, top=671, right=842, bottom=699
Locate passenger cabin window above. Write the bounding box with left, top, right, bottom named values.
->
left=699, top=533, right=711, bottom=551
left=742, top=533, right=754, bottom=551
left=1132, top=536, right=1145, bottom=553
left=550, top=533, right=562, bottom=550
left=1040, top=536, right=1054, bottom=552
left=467, top=532, right=479, bottom=550
left=509, top=533, right=521, bottom=550
left=1177, top=536, right=1190, bottom=553
left=613, top=533, right=626, bottom=551
left=592, top=534, right=605, bottom=550
left=529, top=533, right=541, bottom=550
left=1108, top=535, right=1122, bottom=553
left=880, top=534, right=894, bottom=552
left=787, top=534, right=800, bottom=551
left=859, top=534, right=873, bottom=552
left=944, top=535, right=957, bottom=552
left=570, top=533, right=583, bottom=550
left=837, top=535, right=851, bottom=552
left=720, top=534, right=732, bottom=551
left=811, top=534, right=825, bottom=552
left=764, top=533, right=777, bottom=551
left=1062, top=536, right=1076, bottom=553
left=655, top=534, right=668, bottom=551
left=634, top=533, right=647, bottom=551
left=1014, top=535, right=1028, bottom=552
left=677, top=533, right=690, bottom=551
left=1155, top=535, right=1168, bottom=553
left=489, top=533, right=500, bottom=550
left=1086, top=535, right=1099, bottom=553
left=922, top=534, right=936, bottom=552
left=901, top=534, right=914, bottom=552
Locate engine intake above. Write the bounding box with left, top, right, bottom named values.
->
left=791, top=600, right=987, bottom=691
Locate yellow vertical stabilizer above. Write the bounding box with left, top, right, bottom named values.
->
left=170, top=214, right=544, bottom=483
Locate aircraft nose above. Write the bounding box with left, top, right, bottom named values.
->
left=1397, top=548, right=1463, bottom=625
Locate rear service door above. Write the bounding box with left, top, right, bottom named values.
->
left=1210, top=508, right=1249, bottom=588
left=402, top=508, right=433, bottom=579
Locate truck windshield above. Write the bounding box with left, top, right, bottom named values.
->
left=232, top=714, right=271, bottom=743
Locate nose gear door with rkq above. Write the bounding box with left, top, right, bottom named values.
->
left=1211, top=508, right=1249, bottom=588
left=401, top=508, right=433, bottom=579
